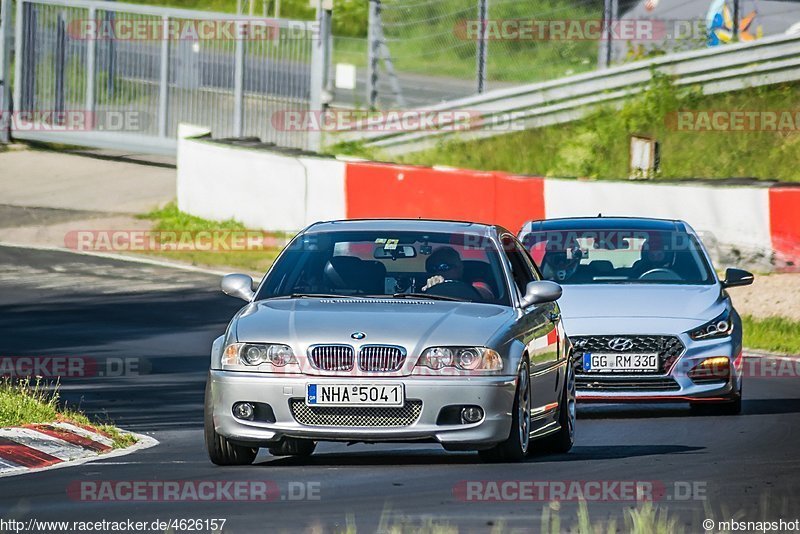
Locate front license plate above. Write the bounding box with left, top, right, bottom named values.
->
left=306, top=384, right=404, bottom=407
left=582, top=353, right=659, bottom=373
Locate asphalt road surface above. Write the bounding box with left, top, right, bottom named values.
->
left=1, top=245, right=799, bottom=532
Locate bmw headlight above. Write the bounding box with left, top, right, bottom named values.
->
left=415, top=346, right=503, bottom=373
left=222, top=343, right=299, bottom=372
left=688, top=309, right=734, bottom=340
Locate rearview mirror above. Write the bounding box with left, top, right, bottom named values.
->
left=221, top=273, right=255, bottom=301
left=722, top=268, right=754, bottom=288
left=520, top=280, right=562, bottom=308
left=374, top=245, right=416, bottom=259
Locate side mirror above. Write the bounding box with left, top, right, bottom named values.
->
left=221, top=273, right=255, bottom=301
left=520, top=280, right=562, bottom=308
left=722, top=268, right=754, bottom=289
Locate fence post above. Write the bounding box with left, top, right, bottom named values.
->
left=0, top=0, right=12, bottom=143
left=158, top=15, right=170, bottom=137
left=12, top=0, right=21, bottom=120
left=54, top=11, right=66, bottom=122
left=599, top=0, right=613, bottom=68
left=366, top=0, right=378, bottom=108
left=476, top=0, right=488, bottom=93
left=105, top=9, right=115, bottom=99
left=17, top=1, right=36, bottom=113
left=233, top=29, right=244, bottom=137
left=309, top=7, right=327, bottom=152
left=85, top=6, right=96, bottom=122
left=321, top=7, right=333, bottom=94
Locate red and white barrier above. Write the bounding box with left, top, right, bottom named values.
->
left=0, top=422, right=113, bottom=477
left=176, top=133, right=799, bottom=271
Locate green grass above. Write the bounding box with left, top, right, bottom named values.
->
left=391, top=77, right=800, bottom=182
left=0, top=378, right=136, bottom=449
left=743, top=315, right=800, bottom=355
left=0, top=378, right=61, bottom=427
left=137, top=202, right=287, bottom=274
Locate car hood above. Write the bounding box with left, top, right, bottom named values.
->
left=233, top=298, right=516, bottom=355
left=557, top=284, right=725, bottom=335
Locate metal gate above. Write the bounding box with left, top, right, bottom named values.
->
left=4, top=0, right=324, bottom=154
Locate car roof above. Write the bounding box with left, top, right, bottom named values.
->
left=519, top=216, right=687, bottom=235
left=305, top=218, right=503, bottom=236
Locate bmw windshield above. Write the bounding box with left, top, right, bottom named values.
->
left=257, top=230, right=512, bottom=305
left=520, top=229, right=715, bottom=285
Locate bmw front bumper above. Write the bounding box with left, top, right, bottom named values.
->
left=208, top=370, right=517, bottom=448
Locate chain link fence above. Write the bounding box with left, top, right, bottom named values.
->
left=328, top=0, right=800, bottom=109
left=3, top=0, right=322, bottom=153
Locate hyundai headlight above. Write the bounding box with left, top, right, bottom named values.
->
left=416, top=347, right=503, bottom=373
left=222, top=343, right=300, bottom=372
left=689, top=309, right=734, bottom=340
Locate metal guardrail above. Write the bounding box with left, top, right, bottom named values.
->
left=2, top=0, right=326, bottom=154
left=340, top=32, right=800, bottom=155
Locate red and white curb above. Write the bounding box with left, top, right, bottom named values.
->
left=0, top=422, right=157, bottom=478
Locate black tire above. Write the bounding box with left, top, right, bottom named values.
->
left=690, top=382, right=742, bottom=416
left=204, top=380, right=258, bottom=466
left=536, top=363, right=575, bottom=454
left=268, top=438, right=317, bottom=457
left=479, top=360, right=531, bottom=463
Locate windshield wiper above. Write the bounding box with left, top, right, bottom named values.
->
left=267, top=293, right=357, bottom=300
left=391, top=292, right=462, bottom=302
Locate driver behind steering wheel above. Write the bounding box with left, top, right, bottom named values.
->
left=632, top=236, right=675, bottom=277
left=421, top=247, right=486, bottom=301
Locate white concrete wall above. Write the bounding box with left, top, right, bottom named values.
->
left=177, top=131, right=346, bottom=232
left=544, top=179, right=772, bottom=258
left=175, top=132, right=782, bottom=270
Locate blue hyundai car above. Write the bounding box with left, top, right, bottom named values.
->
left=519, top=217, right=754, bottom=415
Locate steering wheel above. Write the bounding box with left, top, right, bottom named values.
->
left=638, top=268, right=682, bottom=281
left=424, top=280, right=482, bottom=301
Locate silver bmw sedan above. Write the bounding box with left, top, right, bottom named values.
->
left=205, top=219, right=574, bottom=465
left=519, top=216, right=754, bottom=415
